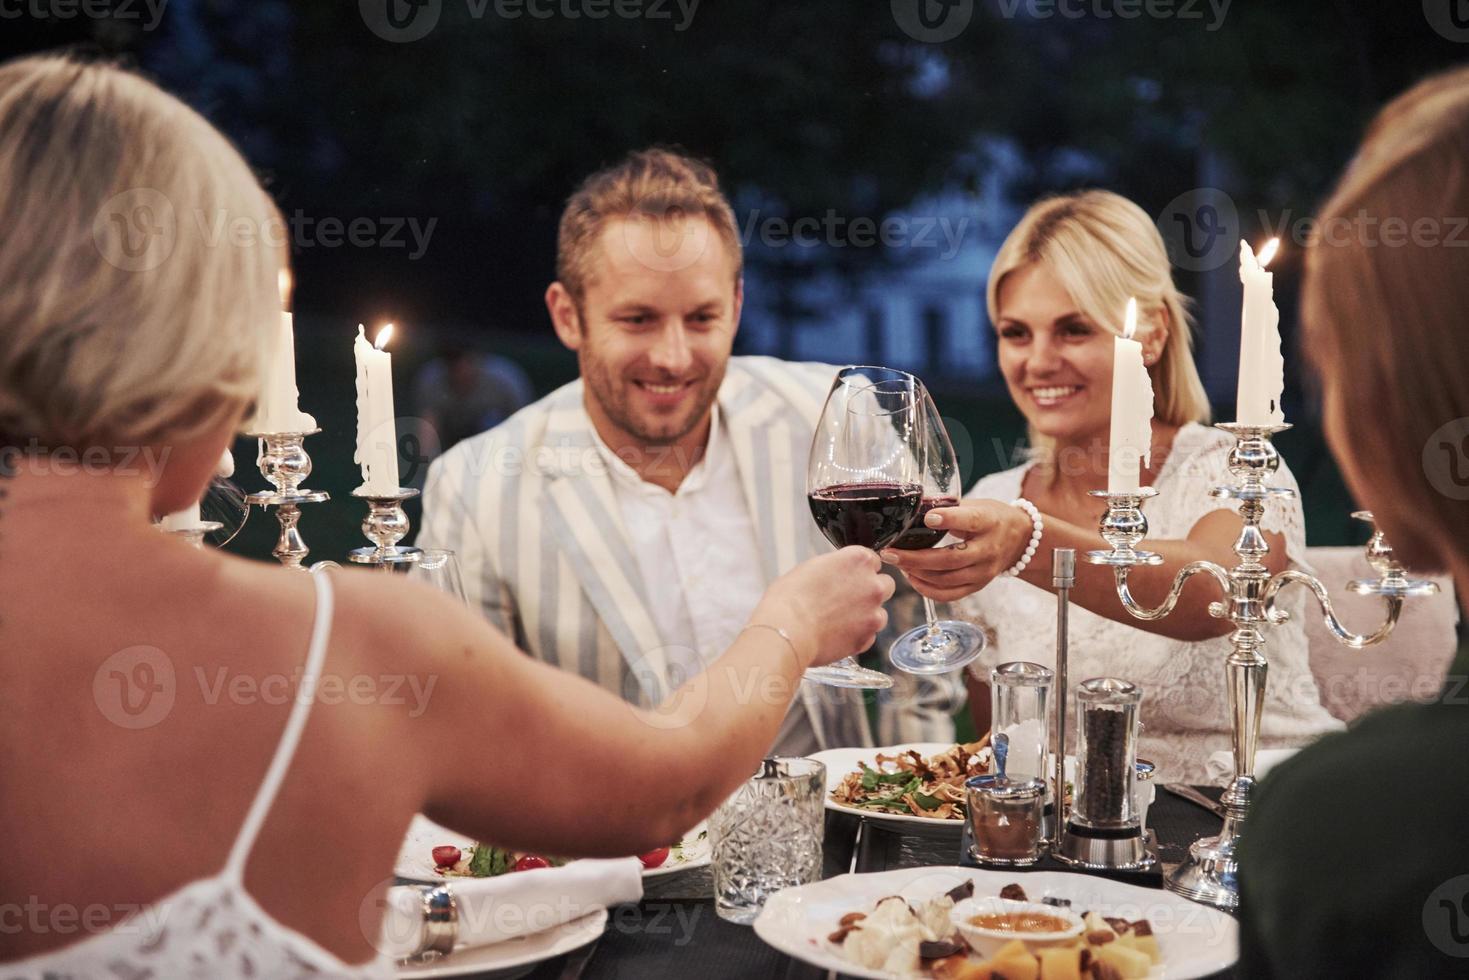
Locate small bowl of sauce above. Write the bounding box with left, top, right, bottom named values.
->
left=950, top=896, right=1084, bottom=958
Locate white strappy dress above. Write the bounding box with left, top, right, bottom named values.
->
left=6, top=572, right=397, bottom=979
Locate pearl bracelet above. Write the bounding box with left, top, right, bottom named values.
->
left=1004, top=497, right=1044, bottom=577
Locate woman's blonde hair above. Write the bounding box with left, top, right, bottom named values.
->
left=0, top=55, right=281, bottom=452
left=1302, top=65, right=1469, bottom=560
left=987, top=190, right=1211, bottom=476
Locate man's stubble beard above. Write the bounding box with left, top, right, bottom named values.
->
left=581, top=347, right=726, bottom=448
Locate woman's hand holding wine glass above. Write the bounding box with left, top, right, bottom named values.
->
left=882, top=499, right=1038, bottom=602
left=883, top=389, right=990, bottom=673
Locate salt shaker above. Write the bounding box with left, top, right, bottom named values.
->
left=990, top=661, right=1053, bottom=782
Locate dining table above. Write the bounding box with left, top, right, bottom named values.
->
left=461, top=783, right=1240, bottom=980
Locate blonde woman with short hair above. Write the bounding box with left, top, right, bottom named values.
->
left=0, top=56, right=893, bottom=977
left=885, top=189, right=1342, bottom=781
left=1237, top=65, right=1469, bottom=977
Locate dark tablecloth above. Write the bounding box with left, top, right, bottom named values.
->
left=457, top=786, right=1235, bottom=979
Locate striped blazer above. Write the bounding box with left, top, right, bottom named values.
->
left=418, top=355, right=962, bottom=749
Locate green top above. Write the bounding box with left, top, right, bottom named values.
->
left=1237, top=640, right=1469, bottom=977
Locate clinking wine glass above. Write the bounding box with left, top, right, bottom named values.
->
left=804, top=366, right=926, bottom=689
left=886, top=388, right=987, bottom=674
left=407, top=548, right=469, bottom=605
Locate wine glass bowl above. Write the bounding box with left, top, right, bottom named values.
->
left=886, top=389, right=986, bottom=675
left=407, top=548, right=469, bottom=605
left=804, top=367, right=927, bottom=689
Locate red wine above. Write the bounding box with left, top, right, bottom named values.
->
left=889, top=496, right=959, bottom=550
left=808, top=482, right=923, bottom=551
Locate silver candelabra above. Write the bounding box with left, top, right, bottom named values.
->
left=245, top=429, right=330, bottom=570
left=1087, top=422, right=1438, bottom=911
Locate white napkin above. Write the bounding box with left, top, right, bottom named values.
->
left=381, top=857, right=643, bottom=957
left=1204, top=747, right=1299, bottom=785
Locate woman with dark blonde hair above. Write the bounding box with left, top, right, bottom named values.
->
left=0, top=56, right=892, bottom=977
left=884, top=189, right=1342, bottom=781
left=1237, top=65, right=1469, bottom=976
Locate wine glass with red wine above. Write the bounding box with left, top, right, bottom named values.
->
left=804, top=366, right=925, bottom=689
left=886, top=389, right=987, bottom=674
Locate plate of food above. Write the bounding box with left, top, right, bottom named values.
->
left=396, top=907, right=606, bottom=979
left=393, top=815, right=710, bottom=882
left=753, top=866, right=1238, bottom=979
left=811, top=741, right=993, bottom=835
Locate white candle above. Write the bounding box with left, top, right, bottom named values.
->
left=1108, top=298, right=1156, bottom=494
left=354, top=323, right=400, bottom=494
left=249, top=271, right=316, bottom=434
left=1236, top=238, right=1286, bottom=426
left=161, top=501, right=200, bottom=532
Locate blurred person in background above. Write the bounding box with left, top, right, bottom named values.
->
left=412, top=341, right=534, bottom=457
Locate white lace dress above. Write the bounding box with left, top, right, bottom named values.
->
left=958, top=422, right=1344, bottom=784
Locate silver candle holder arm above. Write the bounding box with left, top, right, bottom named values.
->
left=1262, top=511, right=1438, bottom=649
left=244, top=429, right=330, bottom=570
left=1086, top=422, right=1437, bottom=912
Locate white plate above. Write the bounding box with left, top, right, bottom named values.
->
left=753, top=866, right=1238, bottom=980
left=811, top=743, right=975, bottom=835
left=396, top=907, right=606, bottom=979
left=394, top=815, right=710, bottom=881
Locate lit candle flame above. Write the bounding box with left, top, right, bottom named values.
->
left=278, top=269, right=293, bottom=310
left=374, top=323, right=395, bottom=351
left=1123, top=297, right=1138, bottom=341
left=1257, top=238, right=1280, bottom=269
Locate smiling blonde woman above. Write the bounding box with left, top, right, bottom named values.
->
left=885, top=190, right=1342, bottom=781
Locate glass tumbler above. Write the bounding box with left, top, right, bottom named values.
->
left=710, top=758, right=825, bottom=924
left=965, top=774, right=1046, bottom=866
left=990, top=661, right=1053, bottom=782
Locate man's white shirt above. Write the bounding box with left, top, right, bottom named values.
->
left=589, top=404, right=819, bottom=755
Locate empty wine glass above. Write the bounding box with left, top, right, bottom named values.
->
left=200, top=476, right=250, bottom=549
left=804, top=366, right=925, bottom=689
left=887, top=388, right=987, bottom=674
left=407, top=548, right=469, bottom=605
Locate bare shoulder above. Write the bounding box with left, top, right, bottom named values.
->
left=320, top=563, right=521, bottom=675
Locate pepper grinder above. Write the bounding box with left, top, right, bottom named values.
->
left=1054, top=677, right=1156, bottom=871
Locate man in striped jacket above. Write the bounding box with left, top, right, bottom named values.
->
left=420, top=148, right=961, bottom=752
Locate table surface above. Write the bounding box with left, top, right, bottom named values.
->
left=431, top=785, right=1235, bottom=980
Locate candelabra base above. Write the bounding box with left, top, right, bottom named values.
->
left=1164, top=823, right=1241, bottom=912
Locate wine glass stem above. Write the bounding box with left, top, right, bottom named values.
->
left=922, top=596, right=941, bottom=638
